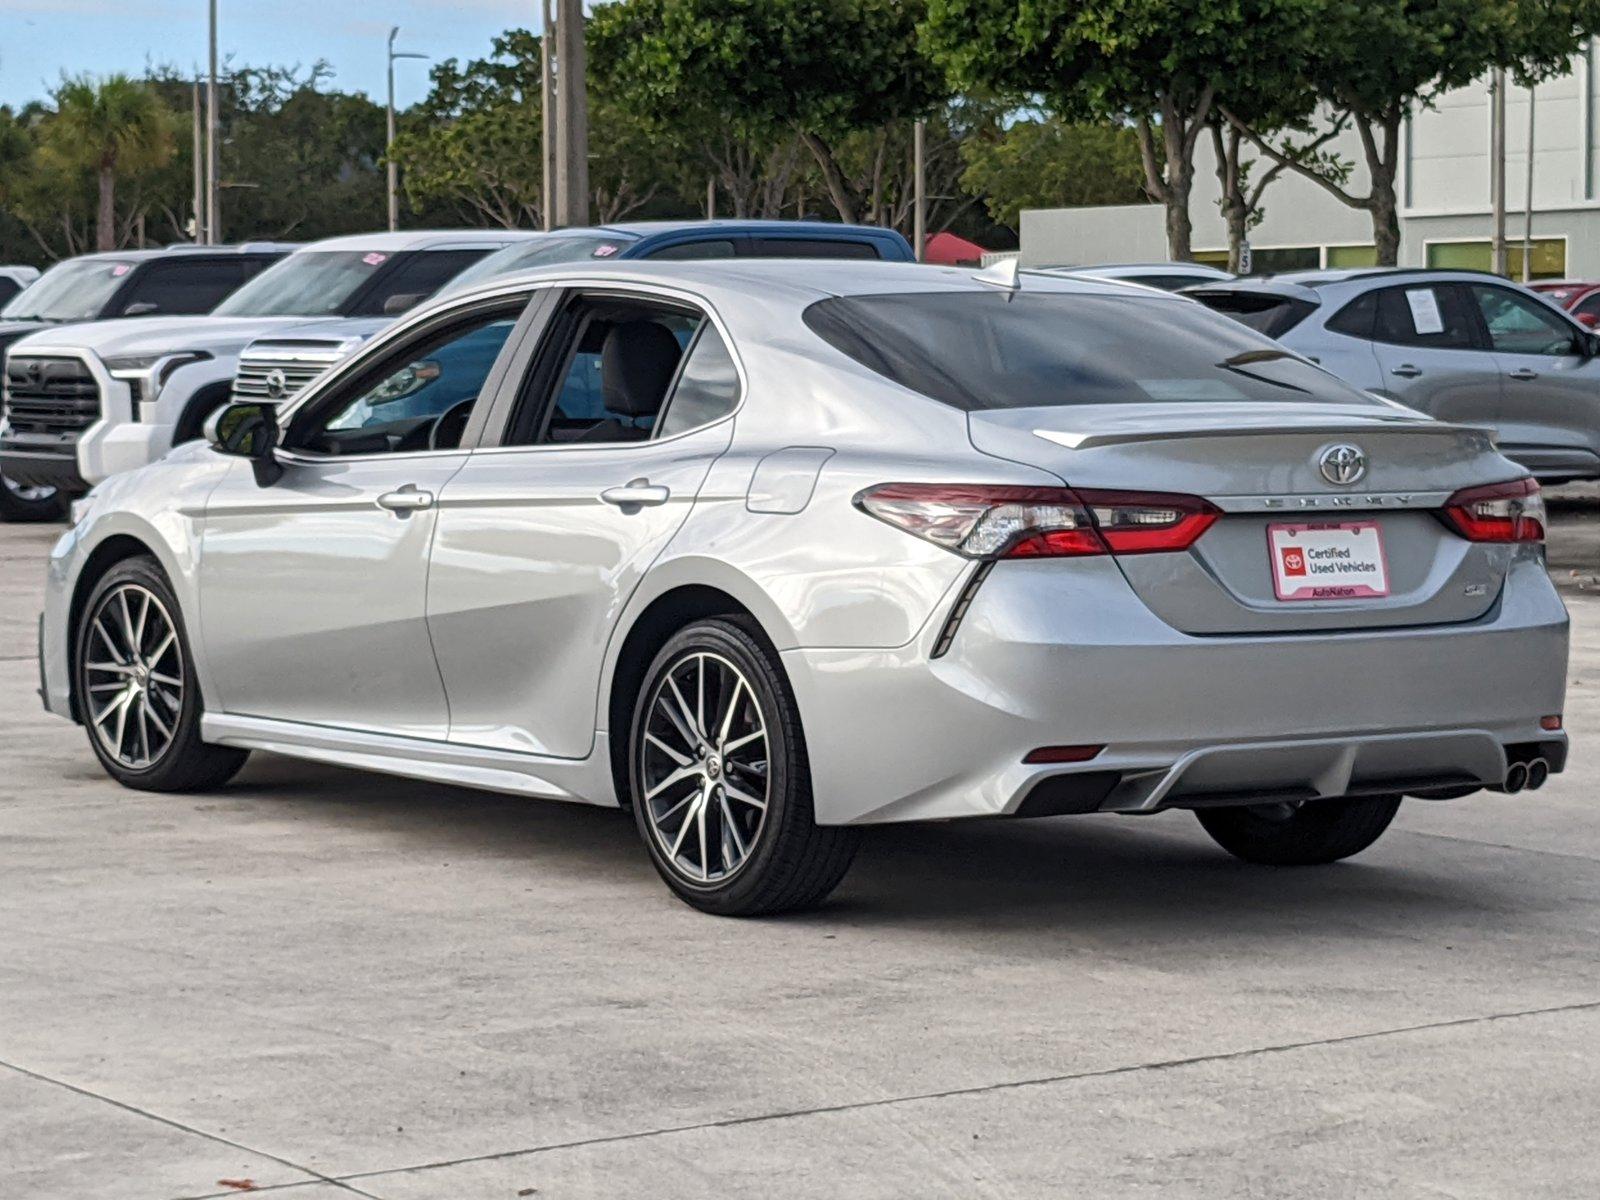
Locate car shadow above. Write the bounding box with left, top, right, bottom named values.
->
left=223, top=752, right=1533, bottom=944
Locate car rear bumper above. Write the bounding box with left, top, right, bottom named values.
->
left=784, top=554, right=1570, bottom=825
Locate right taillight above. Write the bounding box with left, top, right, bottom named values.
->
left=854, top=483, right=1218, bottom=560
left=1440, top=477, right=1545, bottom=543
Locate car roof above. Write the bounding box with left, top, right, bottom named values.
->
left=297, top=229, right=545, bottom=253
left=451, top=257, right=1190, bottom=307
left=40, top=243, right=297, bottom=267
left=579, top=219, right=904, bottom=242
left=1039, top=261, right=1231, bottom=275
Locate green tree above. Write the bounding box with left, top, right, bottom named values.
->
left=960, top=117, right=1147, bottom=232
left=1225, top=0, right=1600, bottom=264
left=44, top=75, right=175, bottom=251
left=590, top=0, right=946, bottom=225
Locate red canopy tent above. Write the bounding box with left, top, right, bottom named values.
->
left=923, top=231, right=990, bottom=266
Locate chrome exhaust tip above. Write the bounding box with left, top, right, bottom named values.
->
left=1525, top=758, right=1550, bottom=791
left=1498, top=761, right=1529, bottom=794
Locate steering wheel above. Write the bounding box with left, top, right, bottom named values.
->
left=429, top=398, right=477, bottom=451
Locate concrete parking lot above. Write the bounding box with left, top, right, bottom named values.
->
left=2, top=496, right=1598, bottom=1200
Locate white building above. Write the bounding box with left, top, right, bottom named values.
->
left=1020, top=43, right=1599, bottom=279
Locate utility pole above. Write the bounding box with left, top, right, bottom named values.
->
left=207, top=0, right=219, bottom=245
left=706, top=177, right=716, bottom=219
left=387, top=27, right=428, bottom=233
left=554, top=0, right=588, bottom=226
left=540, top=0, right=555, bottom=230
left=913, top=119, right=927, bottom=262
left=1490, top=68, right=1507, bottom=276
left=191, top=79, right=204, bottom=242
left=1523, top=82, right=1537, bottom=283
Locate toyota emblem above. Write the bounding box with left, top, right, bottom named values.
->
left=1318, top=443, right=1367, bottom=486
left=263, top=368, right=289, bottom=399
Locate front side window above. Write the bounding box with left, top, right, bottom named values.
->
left=1470, top=285, right=1581, bottom=356
left=298, top=308, right=522, bottom=456
left=1, top=258, right=136, bottom=321
left=808, top=290, right=1376, bottom=411
left=1571, top=293, right=1600, bottom=327
left=1372, top=285, right=1476, bottom=350
left=113, top=259, right=254, bottom=316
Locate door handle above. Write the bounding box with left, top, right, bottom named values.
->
left=1390, top=364, right=1423, bottom=378
left=376, top=485, right=435, bottom=514
left=1507, top=367, right=1540, bottom=381
left=600, top=478, right=671, bottom=509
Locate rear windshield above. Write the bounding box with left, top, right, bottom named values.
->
left=803, top=291, right=1374, bottom=411
left=1187, top=289, right=1318, bottom=337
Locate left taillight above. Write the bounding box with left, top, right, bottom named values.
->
left=1440, top=477, right=1545, bottom=543
left=854, top=483, right=1219, bottom=560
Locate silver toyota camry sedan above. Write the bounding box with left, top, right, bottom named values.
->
left=37, top=261, right=1569, bottom=915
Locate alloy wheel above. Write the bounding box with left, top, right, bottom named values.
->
left=638, top=651, right=770, bottom=884
left=1, top=474, right=57, bottom=504
left=83, top=583, right=184, bottom=770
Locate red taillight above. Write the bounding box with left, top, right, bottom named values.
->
left=855, top=483, right=1218, bottom=560
left=1440, top=478, right=1545, bottom=543
left=1541, top=714, right=1563, bottom=731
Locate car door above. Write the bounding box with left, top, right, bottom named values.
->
left=1366, top=283, right=1503, bottom=427
left=196, top=292, right=536, bottom=736
left=427, top=287, right=742, bottom=759
left=1468, top=281, right=1600, bottom=476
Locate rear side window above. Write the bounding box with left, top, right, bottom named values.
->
left=0, top=277, right=22, bottom=305
left=804, top=291, right=1377, bottom=411
left=647, top=240, right=738, bottom=260
left=657, top=324, right=740, bottom=438
left=748, top=237, right=881, bottom=260
left=1188, top=290, right=1316, bottom=337
left=1372, top=285, right=1476, bottom=349
left=1324, top=291, right=1378, bottom=339
left=350, top=249, right=492, bottom=316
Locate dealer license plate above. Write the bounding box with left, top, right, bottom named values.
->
left=1267, top=521, right=1390, bottom=601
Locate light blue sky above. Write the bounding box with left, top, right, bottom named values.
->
left=0, top=0, right=544, bottom=109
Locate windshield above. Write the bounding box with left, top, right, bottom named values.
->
left=1, top=258, right=136, bottom=321
left=443, top=236, right=629, bottom=292
left=804, top=291, right=1379, bottom=410
left=213, top=250, right=393, bottom=317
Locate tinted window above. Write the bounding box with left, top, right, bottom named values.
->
left=805, top=291, right=1375, bottom=411
left=1470, top=284, right=1580, bottom=356
left=444, top=237, right=630, bottom=292
left=1572, top=293, right=1600, bottom=323
left=1324, top=291, right=1378, bottom=339
left=749, top=237, right=880, bottom=259
left=0, top=278, right=22, bottom=305
left=216, top=251, right=395, bottom=317
left=535, top=309, right=697, bottom=443
left=1190, top=290, right=1317, bottom=337
left=348, top=249, right=492, bottom=316
left=658, top=324, right=740, bottom=437
left=2, top=257, right=137, bottom=320
left=647, top=239, right=738, bottom=261
left=1129, top=273, right=1221, bottom=292
left=1373, top=285, right=1476, bottom=349
left=114, top=258, right=253, bottom=316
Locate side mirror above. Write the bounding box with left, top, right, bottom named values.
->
left=205, top=401, right=283, bottom=487
left=121, top=301, right=159, bottom=316
left=382, top=292, right=426, bottom=316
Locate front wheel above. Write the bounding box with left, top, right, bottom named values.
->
left=73, top=556, right=249, bottom=792
left=0, top=472, right=65, bottom=522
left=1195, top=794, right=1401, bottom=866
left=629, top=617, right=860, bottom=916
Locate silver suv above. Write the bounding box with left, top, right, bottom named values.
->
left=1190, top=269, right=1600, bottom=483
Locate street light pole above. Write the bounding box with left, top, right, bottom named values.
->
left=913, top=119, right=927, bottom=262
left=207, top=0, right=219, bottom=244
left=1523, top=82, right=1537, bottom=283
left=1490, top=68, right=1507, bottom=276
left=554, top=0, right=588, bottom=226
left=192, top=79, right=204, bottom=242
left=541, top=0, right=555, bottom=230
left=387, top=27, right=429, bottom=232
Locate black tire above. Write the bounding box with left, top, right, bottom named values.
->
left=73, top=555, right=249, bottom=792
left=0, top=472, right=66, bottom=523
left=1195, top=794, right=1402, bottom=866
left=628, top=616, right=860, bottom=916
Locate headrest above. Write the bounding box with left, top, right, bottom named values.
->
left=601, top=321, right=682, bottom=417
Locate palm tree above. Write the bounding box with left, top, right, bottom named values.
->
left=47, top=75, right=174, bottom=252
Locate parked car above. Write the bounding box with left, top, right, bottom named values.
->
left=42, top=260, right=1567, bottom=915
left=0, top=244, right=294, bottom=521
left=1039, top=261, right=1234, bottom=291
left=0, top=265, right=41, bottom=307
left=1188, top=269, right=1600, bottom=483
left=0, top=230, right=536, bottom=506
left=232, top=221, right=915, bottom=407
left=1531, top=279, right=1600, bottom=328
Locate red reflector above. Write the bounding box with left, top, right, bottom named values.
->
left=1440, top=477, right=1545, bottom=543
left=1541, top=714, right=1563, bottom=731
left=1024, top=744, right=1105, bottom=764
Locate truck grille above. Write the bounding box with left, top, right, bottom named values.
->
left=2, top=356, right=101, bottom=434
left=233, top=343, right=346, bottom=402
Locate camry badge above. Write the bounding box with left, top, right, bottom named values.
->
left=1318, top=443, right=1367, bottom=486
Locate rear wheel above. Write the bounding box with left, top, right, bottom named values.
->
left=0, top=472, right=65, bottom=522
left=73, top=556, right=249, bottom=792
left=629, top=617, right=860, bottom=916
left=1195, top=794, right=1401, bottom=866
